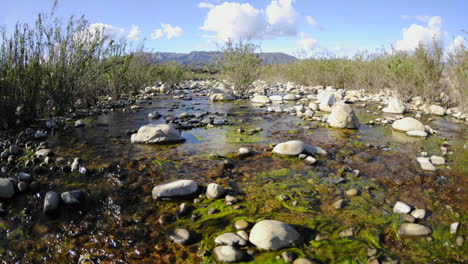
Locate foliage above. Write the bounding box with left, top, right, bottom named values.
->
left=218, top=38, right=262, bottom=95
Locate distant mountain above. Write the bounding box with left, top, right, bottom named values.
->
left=143, top=51, right=298, bottom=67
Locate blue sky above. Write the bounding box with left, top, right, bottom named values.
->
left=1, top=0, right=467, bottom=56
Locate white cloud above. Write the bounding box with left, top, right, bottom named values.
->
left=199, top=0, right=299, bottom=42
left=395, top=16, right=446, bottom=51
left=446, top=35, right=466, bottom=53
left=127, top=25, right=141, bottom=41
left=86, top=23, right=125, bottom=40
left=306, top=16, right=323, bottom=31
left=151, top=23, right=183, bottom=40
left=297, top=33, right=318, bottom=52
left=198, top=2, right=215, bottom=9
left=265, top=0, right=297, bottom=36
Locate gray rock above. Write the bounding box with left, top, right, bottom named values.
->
left=0, top=178, right=15, bottom=199
left=35, top=149, right=54, bottom=157
left=410, top=209, right=426, bottom=219
left=273, top=140, right=305, bottom=156
left=249, top=220, right=300, bottom=250
left=428, top=105, right=445, bottom=116
left=398, top=223, right=431, bottom=237
left=206, top=183, right=225, bottom=199
left=17, top=181, right=28, bottom=192
left=393, top=201, right=412, bottom=214
left=18, top=172, right=32, bottom=183
left=416, top=157, right=436, bottom=171
left=304, top=145, right=327, bottom=155
left=392, top=117, right=425, bottom=132
left=430, top=155, right=445, bottom=165
left=215, top=232, right=248, bottom=246
left=9, top=145, right=20, bottom=155
left=44, top=191, right=60, bottom=213
left=251, top=95, right=271, bottom=104
left=34, top=131, right=47, bottom=139
left=214, top=246, right=244, bottom=263
left=382, top=97, right=406, bottom=114
left=130, top=124, right=185, bottom=144
left=61, top=190, right=84, bottom=205
left=169, top=228, right=191, bottom=245
left=304, top=156, right=317, bottom=165
left=75, top=120, right=85, bottom=128
left=326, top=102, right=360, bottom=129
left=456, top=236, right=464, bottom=246
left=152, top=179, right=198, bottom=199
left=282, top=251, right=296, bottom=263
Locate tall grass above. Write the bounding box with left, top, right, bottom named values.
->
left=262, top=41, right=467, bottom=109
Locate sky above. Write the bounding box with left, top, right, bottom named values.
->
left=1, top=0, right=467, bottom=57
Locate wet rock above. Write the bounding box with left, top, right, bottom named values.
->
left=326, top=103, right=360, bottom=129
left=168, top=228, right=192, bottom=245
left=416, top=157, right=436, bottom=171
left=210, top=87, right=235, bottom=101
left=333, top=199, right=344, bottom=209
left=206, top=183, right=225, bottom=199
left=393, top=201, right=412, bottom=214
left=450, top=222, right=459, bottom=234
left=225, top=195, right=237, bottom=205
left=44, top=191, right=60, bottom=214
left=346, top=188, right=358, bottom=196
left=353, top=152, right=373, bottom=163
left=430, top=155, right=445, bottom=165
left=238, top=147, right=252, bottom=157
left=61, top=190, right=84, bottom=205
left=148, top=111, right=161, bottom=119
left=410, top=209, right=426, bottom=219
left=75, top=120, right=85, bottom=128
left=251, top=95, right=271, bottom=104
left=304, top=156, right=317, bottom=165
left=214, top=246, right=244, bottom=263
left=283, top=94, right=297, bottom=101
left=270, top=95, right=283, bottom=101
left=398, top=223, right=431, bottom=237
left=304, top=145, right=327, bottom=155
left=0, top=150, right=9, bottom=161
left=282, top=251, right=296, bottom=263
left=235, top=220, right=249, bottom=230
left=178, top=203, right=190, bottom=216
left=382, top=97, right=406, bottom=114
left=392, top=117, right=425, bottom=132
left=215, top=232, right=248, bottom=246
left=130, top=124, right=185, bottom=144
left=35, top=148, right=54, bottom=157
left=293, top=258, right=318, bottom=264
left=367, top=257, right=380, bottom=264
left=338, top=227, right=354, bottom=238
left=34, top=131, right=47, bottom=139
left=273, top=140, right=305, bottom=156
left=0, top=178, right=15, bottom=199
left=17, top=182, right=28, bottom=192
left=152, top=179, right=198, bottom=199
left=249, top=220, right=300, bottom=250
left=18, top=172, right=32, bottom=183
left=456, top=236, right=464, bottom=246
left=406, top=130, right=428, bottom=137
left=9, top=145, right=20, bottom=155
left=400, top=214, right=415, bottom=223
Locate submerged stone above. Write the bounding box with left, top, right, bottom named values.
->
left=152, top=179, right=198, bottom=199
left=249, top=220, right=300, bottom=250
left=398, top=223, right=431, bottom=237
left=130, top=124, right=185, bottom=144
left=417, top=157, right=436, bottom=171
left=0, top=178, right=15, bottom=199
left=273, top=140, right=305, bottom=156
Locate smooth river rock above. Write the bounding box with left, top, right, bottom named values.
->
left=326, top=103, right=360, bottom=129
left=206, top=183, right=225, bottom=199
left=215, top=232, right=248, bottom=246
left=251, top=95, right=271, bottom=104
left=43, top=191, right=60, bottom=213
left=382, top=97, right=406, bottom=114
left=214, top=246, right=244, bottom=263
left=392, top=117, right=425, bottom=132
left=0, top=178, right=15, bottom=199
left=273, top=140, right=305, bottom=156
left=152, top=179, right=198, bottom=199
left=393, top=201, right=412, bottom=214
left=417, top=157, right=436, bottom=171
left=398, top=223, right=431, bottom=237
left=249, top=220, right=300, bottom=250
left=130, top=124, right=185, bottom=144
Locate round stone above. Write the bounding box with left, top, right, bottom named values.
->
left=235, top=220, right=250, bottom=230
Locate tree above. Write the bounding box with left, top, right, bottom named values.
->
left=218, top=38, right=262, bottom=96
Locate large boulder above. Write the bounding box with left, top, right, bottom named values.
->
left=382, top=97, right=406, bottom=114
left=326, top=103, right=360, bottom=129
left=251, top=95, right=271, bottom=104
left=273, top=140, right=305, bottom=156
left=249, top=220, right=300, bottom=250
left=0, top=178, right=15, bottom=199
left=210, top=87, right=235, bottom=101
left=428, top=105, right=445, bottom=116
left=318, top=93, right=336, bottom=112
left=130, top=124, right=185, bottom=144
left=392, top=117, right=425, bottom=132
left=152, top=179, right=198, bottom=199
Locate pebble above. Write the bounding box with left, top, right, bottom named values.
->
left=456, top=236, right=464, bottom=246
left=430, top=155, right=445, bottom=165
left=17, top=182, right=28, bottom=192
left=168, top=228, right=191, bottom=245
left=333, top=199, right=344, bottom=209
left=234, top=219, right=249, bottom=230
left=450, top=222, right=459, bottom=234
left=338, top=227, right=354, bottom=238
left=238, top=147, right=251, bottom=157
left=236, top=230, right=249, bottom=240
left=400, top=214, right=415, bottom=223
left=398, top=223, right=431, bottom=237
left=0, top=178, right=15, bottom=199
left=410, top=209, right=426, bottom=219
left=214, top=232, right=248, bottom=246
left=346, top=188, right=358, bottom=196
left=207, top=208, right=219, bottom=214
left=18, top=172, right=32, bottom=183
left=367, top=248, right=377, bottom=257
left=43, top=191, right=60, bottom=214
left=282, top=251, right=296, bottom=263
left=304, top=156, right=317, bottom=165
left=393, top=201, right=412, bottom=214
left=206, top=183, right=225, bottom=199
left=225, top=195, right=237, bottom=205
left=214, top=246, right=244, bottom=263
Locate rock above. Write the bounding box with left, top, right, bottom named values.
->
left=283, top=94, right=297, bottom=101
left=34, top=131, right=47, bottom=139
left=270, top=95, right=283, bottom=101
left=416, top=157, right=436, bottom=171
left=392, top=117, right=425, bottom=132
left=406, top=130, right=428, bottom=137
left=346, top=188, right=358, bottom=196
left=282, top=251, right=296, bottom=263
left=382, top=97, right=406, bottom=114
left=249, top=220, right=300, bottom=250
left=393, top=201, right=412, bottom=214
left=304, top=145, right=327, bottom=155
left=410, top=209, right=426, bottom=219
left=308, top=103, right=319, bottom=111
left=0, top=178, right=15, bottom=199
left=428, top=105, right=445, bottom=116
left=210, top=88, right=235, bottom=101
left=215, top=232, right=248, bottom=246
left=318, top=93, right=336, bottom=112
left=169, top=228, right=191, bottom=245
left=9, top=145, right=20, bottom=155
left=237, top=230, right=249, bottom=240
left=35, top=149, right=54, bottom=157
left=400, top=214, right=415, bottom=223
left=293, top=258, right=318, bottom=264
left=206, top=183, right=225, bottom=199
left=304, top=156, right=317, bottom=165
left=430, top=155, right=445, bottom=165
left=273, top=140, right=305, bottom=156
left=75, top=120, right=85, bottom=128
left=18, top=172, right=32, bottom=183
left=238, top=147, right=251, bottom=157
left=152, top=179, right=198, bottom=199
left=251, top=95, right=271, bottom=104
left=333, top=199, right=344, bottom=209
left=338, top=227, right=354, bottom=238
left=456, top=236, right=464, bottom=246
left=43, top=191, right=60, bottom=213
left=148, top=112, right=161, bottom=119
left=398, top=223, right=431, bottom=237
left=214, top=246, right=244, bottom=263
left=130, top=124, right=185, bottom=144
left=450, top=222, right=459, bottom=234
left=235, top=220, right=250, bottom=230
left=17, top=181, right=28, bottom=192
left=326, top=103, right=360, bottom=129
left=225, top=195, right=237, bottom=205
left=61, top=190, right=84, bottom=205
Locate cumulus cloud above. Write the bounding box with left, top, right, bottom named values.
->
left=297, top=33, right=318, bottom=53
left=199, top=0, right=299, bottom=42
left=127, top=25, right=141, bottom=41
left=86, top=23, right=125, bottom=40
left=151, top=23, right=183, bottom=39
left=395, top=16, right=446, bottom=51
left=306, top=16, right=323, bottom=31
